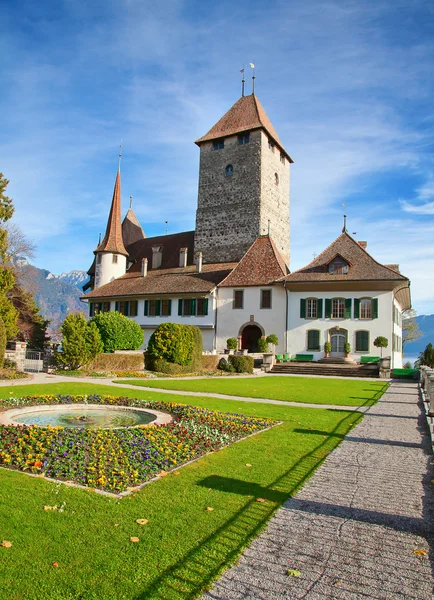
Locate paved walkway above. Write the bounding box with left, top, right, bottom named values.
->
left=203, top=381, right=434, bottom=599
left=0, top=373, right=373, bottom=413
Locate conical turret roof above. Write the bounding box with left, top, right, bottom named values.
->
left=195, top=94, right=292, bottom=161
left=95, top=170, right=128, bottom=256
left=122, top=208, right=146, bottom=248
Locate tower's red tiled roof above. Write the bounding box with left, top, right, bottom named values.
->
left=122, top=208, right=146, bottom=247
left=195, top=94, right=292, bottom=161
left=282, top=233, right=409, bottom=283
left=219, top=235, right=288, bottom=287
left=95, top=171, right=128, bottom=256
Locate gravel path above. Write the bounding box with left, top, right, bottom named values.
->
left=202, top=381, right=434, bottom=599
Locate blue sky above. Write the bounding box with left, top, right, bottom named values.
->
left=1, top=0, right=434, bottom=314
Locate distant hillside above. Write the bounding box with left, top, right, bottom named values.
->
left=405, top=314, right=434, bottom=357
left=15, top=261, right=89, bottom=337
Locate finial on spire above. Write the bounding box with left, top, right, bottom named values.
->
left=250, top=62, right=255, bottom=94
left=268, top=219, right=271, bottom=236
left=342, top=204, right=347, bottom=233
left=165, top=220, right=168, bottom=236
left=118, top=143, right=122, bottom=172
left=98, top=232, right=101, bottom=244
left=240, top=64, right=245, bottom=97
left=129, top=195, right=133, bottom=209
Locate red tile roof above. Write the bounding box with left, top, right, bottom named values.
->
left=282, top=233, right=409, bottom=283
left=95, top=171, right=128, bottom=256
left=83, top=262, right=237, bottom=299
left=195, top=94, right=293, bottom=161
left=219, top=235, right=288, bottom=287
left=122, top=208, right=146, bottom=247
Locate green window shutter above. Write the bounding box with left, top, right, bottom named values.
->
left=325, top=299, right=332, bottom=318
left=317, top=299, right=323, bottom=318
left=89, top=303, right=94, bottom=317
left=372, top=298, right=378, bottom=319
left=167, top=299, right=172, bottom=316
left=344, top=298, right=352, bottom=319
left=156, top=300, right=161, bottom=316
left=356, top=331, right=369, bottom=352
left=133, top=301, right=138, bottom=316
left=115, top=301, right=119, bottom=312
left=178, top=299, right=183, bottom=316
left=308, top=330, right=320, bottom=351
left=144, top=300, right=149, bottom=316
left=124, top=302, right=129, bottom=317
left=300, top=299, right=306, bottom=318
left=190, top=298, right=196, bottom=316
left=354, top=298, right=360, bottom=319
left=203, top=298, right=208, bottom=315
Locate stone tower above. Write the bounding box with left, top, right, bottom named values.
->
left=93, top=167, right=128, bottom=289
left=194, top=93, right=293, bottom=266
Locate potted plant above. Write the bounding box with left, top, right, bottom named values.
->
left=226, top=337, right=238, bottom=354
left=373, top=336, right=388, bottom=357
left=344, top=342, right=351, bottom=357
left=257, top=337, right=269, bottom=353
left=266, top=334, right=279, bottom=354
left=324, top=341, right=331, bottom=358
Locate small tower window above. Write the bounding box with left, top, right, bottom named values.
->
left=268, top=139, right=275, bottom=152
left=97, top=254, right=102, bottom=264
left=238, top=133, right=250, bottom=145
left=275, top=173, right=279, bottom=186
left=225, top=164, right=233, bottom=177
left=280, top=153, right=285, bottom=164
left=212, top=140, right=224, bottom=150
left=112, top=255, right=118, bottom=264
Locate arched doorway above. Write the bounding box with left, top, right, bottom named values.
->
left=329, top=328, right=348, bottom=357
left=241, top=325, right=263, bottom=353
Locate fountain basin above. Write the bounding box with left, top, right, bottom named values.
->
left=0, top=404, right=173, bottom=429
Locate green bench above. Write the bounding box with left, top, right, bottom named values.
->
left=392, top=368, right=418, bottom=379
left=295, top=354, right=314, bottom=362
left=275, top=354, right=291, bottom=363
left=360, top=356, right=380, bottom=364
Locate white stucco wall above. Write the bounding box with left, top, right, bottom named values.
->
left=286, top=290, right=396, bottom=363
left=94, top=253, right=127, bottom=288
left=216, top=286, right=286, bottom=352
left=392, top=297, right=403, bottom=369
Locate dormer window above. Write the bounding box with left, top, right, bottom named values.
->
left=225, top=164, right=233, bottom=177
left=213, top=140, right=224, bottom=150
left=238, top=133, right=250, bottom=145
left=328, top=257, right=349, bottom=274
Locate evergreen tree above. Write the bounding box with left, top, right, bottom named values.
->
left=58, top=313, right=103, bottom=370
left=0, top=173, right=18, bottom=339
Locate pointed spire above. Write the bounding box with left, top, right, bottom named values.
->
left=342, top=214, right=348, bottom=234
left=95, top=168, right=128, bottom=256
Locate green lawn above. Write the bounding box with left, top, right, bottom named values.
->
left=115, top=375, right=388, bottom=406
left=0, top=382, right=362, bottom=599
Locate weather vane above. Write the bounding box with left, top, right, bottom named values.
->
left=240, top=64, right=245, bottom=97
left=250, top=62, right=255, bottom=94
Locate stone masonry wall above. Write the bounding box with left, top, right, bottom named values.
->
left=194, top=130, right=262, bottom=263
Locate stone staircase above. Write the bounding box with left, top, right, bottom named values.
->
left=271, top=361, right=379, bottom=378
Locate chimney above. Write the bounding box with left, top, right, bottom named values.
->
left=179, top=247, right=188, bottom=268
left=152, top=246, right=163, bottom=269
left=358, top=241, right=367, bottom=250
left=195, top=251, right=203, bottom=273
left=141, top=258, right=148, bottom=277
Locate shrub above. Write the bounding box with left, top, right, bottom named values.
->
left=344, top=342, right=351, bottom=354
left=89, top=352, right=144, bottom=372
left=228, top=355, right=254, bottom=374
left=324, top=341, right=331, bottom=354
left=201, top=355, right=220, bottom=371
left=91, top=311, right=144, bottom=352
left=257, top=338, right=269, bottom=353
left=57, top=313, right=103, bottom=370
left=403, top=360, right=413, bottom=369
left=146, top=324, right=202, bottom=374
left=218, top=357, right=235, bottom=372
left=266, top=334, right=279, bottom=346
left=0, top=316, right=6, bottom=368
left=419, top=342, right=434, bottom=368
left=373, top=336, right=388, bottom=357
left=227, top=337, right=238, bottom=350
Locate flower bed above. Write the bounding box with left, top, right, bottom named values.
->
left=0, top=394, right=275, bottom=493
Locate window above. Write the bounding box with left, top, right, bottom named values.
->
left=355, top=330, right=369, bottom=352
left=280, top=153, right=285, bottom=164
left=307, top=299, right=317, bottom=319
left=268, top=139, right=275, bottom=152
left=197, top=298, right=209, bottom=316
left=360, top=299, right=372, bottom=319
left=112, top=255, right=118, bottom=264
left=328, top=258, right=349, bottom=274
left=238, top=133, right=250, bottom=145
left=260, top=289, right=272, bottom=309
left=103, top=301, right=110, bottom=312
left=212, top=140, right=224, bottom=150
left=307, top=330, right=320, bottom=351
left=177, top=298, right=208, bottom=317
left=274, top=173, right=279, bottom=186
left=332, top=298, right=345, bottom=319
left=97, top=254, right=102, bottom=264
left=144, top=299, right=172, bottom=317
left=161, top=299, right=171, bottom=317
left=233, top=290, right=244, bottom=309
left=225, top=164, right=233, bottom=177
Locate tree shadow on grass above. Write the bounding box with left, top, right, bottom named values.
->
left=133, top=412, right=359, bottom=600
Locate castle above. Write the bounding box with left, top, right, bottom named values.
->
left=83, top=91, right=410, bottom=367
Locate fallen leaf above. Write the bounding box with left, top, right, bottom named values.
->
left=256, top=498, right=267, bottom=503
left=52, top=562, right=59, bottom=568
left=173, top=471, right=180, bottom=476
left=1, top=541, right=12, bottom=548
left=43, top=505, right=52, bottom=511
left=158, top=470, right=168, bottom=477
left=414, top=549, right=427, bottom=556
left=114, top=524, right=119, bottom=527
left=245, top=464, right=252, bottom=467
left=136, top=519, right=149, bottom=525
left=205, top=507, right=214, bottom=512
left=130, top=537, right=140, bottom=543
left=287, top=569, right=301, bottom=577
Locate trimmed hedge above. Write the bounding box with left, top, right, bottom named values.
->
left=201, top=355, right=220, bottom=371
left=228, top=355, right=254, bottom=374
left=146, top=323, right=203, bottom=374
left=89, top=352, right=144, bottom=372
left=91, top=311, right=144, bottom=352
